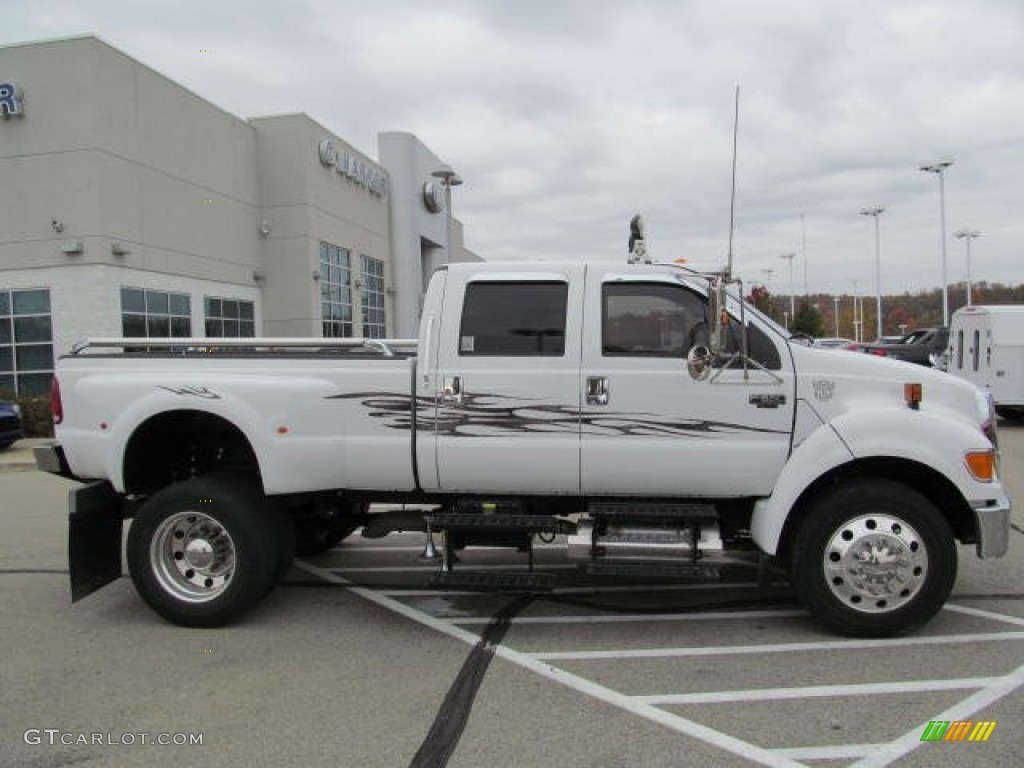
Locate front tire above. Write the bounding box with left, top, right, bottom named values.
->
left=127, top=474, right=284, bottom=627
left=790, top=479, right=956, bottom=637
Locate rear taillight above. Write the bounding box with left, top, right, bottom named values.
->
left=51, top=376, right=63, bottom=425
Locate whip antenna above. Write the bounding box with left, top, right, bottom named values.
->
left=726, top=84, right=740, bottom=280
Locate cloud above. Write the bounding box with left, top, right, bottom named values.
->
left=3, top=0, right=1023, bottom=294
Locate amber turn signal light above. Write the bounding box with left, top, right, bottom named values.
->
left=965, top=450, right=995, bottom=482
left=903, top=382, right=922, bottom=410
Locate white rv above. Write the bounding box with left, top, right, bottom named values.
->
left=948, top=305, right=1024, bottom=420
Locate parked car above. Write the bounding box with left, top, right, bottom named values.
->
left=860, top=327, right=949, bottom=367
left=813, top=337, right=854, bottom=349
left=0, top=399, right=23, bottom=450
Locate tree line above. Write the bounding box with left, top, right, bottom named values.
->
left=749, top=281, right=1024, bottom=339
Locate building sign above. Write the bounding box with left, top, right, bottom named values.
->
left=317, top=139, right=387, bottom=196
left=0, top=82, right=24, bottom=118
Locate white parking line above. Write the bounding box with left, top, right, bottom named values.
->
left=772, top=744, right=882, bottom=760
left=850, top=660, right=1024, bottom=768
left=635, top=676, right=1000, bottom=705
left=450, top=609, right=806, bottom=625
left=294, top=557, right=1024, bottom=768
left=944, top=602, right=1024, bottom=627
left=379, top=581, right=788, bottom=597
left=293, top=558, right=806, bottom=768
left=530, top=631, right=1024, bottom=660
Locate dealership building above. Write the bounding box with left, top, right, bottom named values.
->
left=0, top=35, right=476, bottom=396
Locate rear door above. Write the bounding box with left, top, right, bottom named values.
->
left=432, top=266, right=584, bottom=493
left=579, top=268, right=795, bottom=497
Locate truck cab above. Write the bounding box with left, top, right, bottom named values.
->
left=417, top=262, right=793, bottom=497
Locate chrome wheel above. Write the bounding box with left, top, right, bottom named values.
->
left=822, top=513, right=928, bottom=614
left=151, top=510, right=236, bottom=603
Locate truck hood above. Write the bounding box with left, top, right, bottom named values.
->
left=790, top=344, right=988, bottom=432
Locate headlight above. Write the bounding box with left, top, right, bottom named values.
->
left=11, top=403, right=21, bottom=418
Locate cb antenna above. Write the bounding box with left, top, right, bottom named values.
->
left=725, top=84, right=740, bottom=281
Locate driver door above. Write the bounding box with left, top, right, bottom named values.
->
left=579, top=270, right=794, bottom=497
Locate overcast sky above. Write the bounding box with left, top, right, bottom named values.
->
left=6, top=0, right=1023, bottom=298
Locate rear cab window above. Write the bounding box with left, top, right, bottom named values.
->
left=459, top=282, right=568, bottom=357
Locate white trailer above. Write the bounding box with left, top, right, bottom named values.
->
left=948, top=305, right=1024, bottom=420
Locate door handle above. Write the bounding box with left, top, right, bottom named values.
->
left=441, top=376, right=464, bottom=405
left=586, top=376, right=609, bottom=406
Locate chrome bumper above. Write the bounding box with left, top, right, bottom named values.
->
left=973, top=500, right=1012, bottom=559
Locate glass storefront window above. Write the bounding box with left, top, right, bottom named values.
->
left=0, top=288, right=54, bottom=396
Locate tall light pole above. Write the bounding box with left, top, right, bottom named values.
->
left=920, top=159, right=954, bottom=325
left=780, top=252, right=795, bottom=329
left=954, top=229, right=981, bottom=306
left=860, top=206, right=885, bottom=340
left=801, top=213, right=808, bottom=297
left=432, top=165, right=463, bottom=263
left=852, top=279, right=861, bottom=342
left=833, top=295, right=840, bottom=337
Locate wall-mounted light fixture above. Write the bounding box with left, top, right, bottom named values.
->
left=60, top=240, right=84, bottom=255
left=51, top=219, right=64, bottom=233
left=111, top=241, right=131, bottom=257
left=252, top=269, right=265, bottom=283
left=311, top=270, right=321, bottom=281
left=259, top=220, right=271, bottom=237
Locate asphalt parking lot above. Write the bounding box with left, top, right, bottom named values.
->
left=2, top=425, right=1024, bottom=768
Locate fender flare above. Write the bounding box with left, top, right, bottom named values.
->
left=752, top=406, right=987, bottom=556
left=109, top=391, right=268, bottom=493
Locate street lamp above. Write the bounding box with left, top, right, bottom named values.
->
left=954, top=229, right=981, bottom=306
left=833, top=295, right=840, bottom=337
left=852, top=279, right=861, bottom=342
left=780, top=252, right=795, bottom=329
left=860, top=206, right=885, bottom=340
left=432, top=164, right=463, bottom=263
left=920, top=159, right=954, bottom=325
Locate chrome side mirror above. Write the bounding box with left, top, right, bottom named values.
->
left=687, top=345, right=712, bottom=381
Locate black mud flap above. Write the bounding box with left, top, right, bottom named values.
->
left=69, top=481, right=125, bottom=602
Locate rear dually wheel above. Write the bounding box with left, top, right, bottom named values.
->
left=127, top=474, right=284, bottom=627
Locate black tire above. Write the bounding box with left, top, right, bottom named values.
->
left=790, top=479, right=956, bottom=638
left=293, top=500, right=366, bottom=556
left=127, top=474, right=284, bottom=627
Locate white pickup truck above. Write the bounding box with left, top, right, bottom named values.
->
left=36, top=258, right=1010, bottom=637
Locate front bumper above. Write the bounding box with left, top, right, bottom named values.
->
left=973, top=499, right=1012, bottom=559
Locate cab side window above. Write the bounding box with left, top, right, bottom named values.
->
left=459, top=281, right=567, bottom=356
left=602, top=283, right=707, bottom=357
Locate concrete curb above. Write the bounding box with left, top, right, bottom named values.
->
left=0, top=438, right=52, bottom=474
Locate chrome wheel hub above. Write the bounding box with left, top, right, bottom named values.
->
left=823, top=514, right=927, bottom=613
left=151, top=511, right=235, bottom=603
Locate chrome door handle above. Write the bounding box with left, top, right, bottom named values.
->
left=441, top=376, right=463, bottom=405
left=586, top=376, right=609, bottom=406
